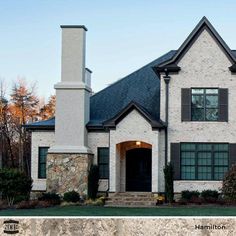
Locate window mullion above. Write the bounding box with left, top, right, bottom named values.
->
left=212, top=144, right=214, bottom=180
left=195, top=145, right=198, bottom=180
left=204, top=89, right=206, bottom=121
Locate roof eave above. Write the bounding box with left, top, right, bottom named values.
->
left=24, top=126, right=55, bottom=131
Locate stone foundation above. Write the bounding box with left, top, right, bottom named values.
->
left=46, top=153, right=93, bottom=196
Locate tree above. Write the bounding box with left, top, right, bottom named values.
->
left=164, top=162, right=174, bottom=203
left=11, top=79, right=39, bottom=174
left=222, top=165, right=236, bottom=201
left=39, top=95, right=56, bottom=120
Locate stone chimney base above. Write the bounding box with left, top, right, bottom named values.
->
left=46, top=153, right=93, bottom=196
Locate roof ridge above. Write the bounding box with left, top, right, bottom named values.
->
left=91, top=50, right=176, bottom=99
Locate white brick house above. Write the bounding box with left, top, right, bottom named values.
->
left=25, top=17, right=236, bottom=196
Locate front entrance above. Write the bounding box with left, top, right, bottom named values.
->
left=126, top=148, right=152, bottom=192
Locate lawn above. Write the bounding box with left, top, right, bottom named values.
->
left=0, top=206, right=236, bottom=216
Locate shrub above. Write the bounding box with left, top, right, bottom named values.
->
left=164, top=163, right=174, bottom=203
left=201, top=190, right=219, bottom=203
left=222, top=165, right=236, bottom=201
left=0, top=168, right=32, bottom=206
left=14, top=195, right=28, bottom=204
left=63, top=191, right=80, bottom=203
left=190, top=196, right=202, bottom=205
left=181, top=190, right=200, bottom=201
left=37, top=201, right=52, bottom=208
left=88, top=165, right=99, bottom=200
left=16, top=200, right=38, bottom=209
left=38, top=192, right=61, bottom=205
left=85, top=196, right=105, bottom=206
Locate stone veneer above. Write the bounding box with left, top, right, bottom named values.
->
left=47, top=153, right=93, bottom=195
left=0, top=218, right=235, bottom=235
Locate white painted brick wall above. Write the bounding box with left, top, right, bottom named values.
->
left=174, top=181, right=222, bottom=193
left=88, top=132, right=109, bottom=191
left=109, top=109, right=161, bottom=192
left=32, top=131, right=110, bottom=192
left=160, top=29, right=236, bottom=190
left=31, top=131, right=55, bottom=191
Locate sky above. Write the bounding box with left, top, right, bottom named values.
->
left=0, top=0, right=236, bottom=101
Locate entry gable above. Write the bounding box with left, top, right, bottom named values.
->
left=103, top=101, right=165, bottom=130
left=154, top=16, right=236, bottom=74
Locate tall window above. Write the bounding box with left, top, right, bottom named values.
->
left=98, top=148, right=109, bottom=179
left=191, top=88, right=219, bottom=121
left=38, top=147, right=49, bottom=179
left=181, top=143, right=228, bottom=180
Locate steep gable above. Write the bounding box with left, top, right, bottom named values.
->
left=154, top=17, right=236, bottom=74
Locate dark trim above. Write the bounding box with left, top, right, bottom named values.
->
left=180, top=142, right=229, bottom=181
left=156, top=17, right=236, bottom=69
left=103, top=101, right=166, bottom=130
left=229, top=64, right=236, bottom=72
left=85, top=68, right=93, bottom=73
left=24, top=126, right=55, bottom=131
left=86, top=125, right=107, bottom=132
left=60, top=25, right=88, bottom=31
left=153, top=64, right=181, bottom=76
left=38, top=146, right=49, bottom=179
left=97, top=147, right=109, bottom=179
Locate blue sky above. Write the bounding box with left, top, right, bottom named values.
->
left=0, top=0, right=236, bottom=100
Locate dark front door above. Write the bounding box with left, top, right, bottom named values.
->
left=126, top=148, right=152, bottom=192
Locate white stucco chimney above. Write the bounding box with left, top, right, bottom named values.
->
left=49, top=25, right=92, bottom=153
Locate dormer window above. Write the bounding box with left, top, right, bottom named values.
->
left=191, top=88, right=219, bottom=121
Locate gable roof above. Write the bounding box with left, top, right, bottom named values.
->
left=102, top=101, right=166, bottom=130
left=154, top=16, right=236, bottom=74
left=25, top=17, right=236, bottom=131
left=25, top=50, right=176, bottom=131
left=87, top=50, right=176, bottom=129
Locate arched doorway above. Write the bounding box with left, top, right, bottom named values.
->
left=126, top=148, right=152, bottom=192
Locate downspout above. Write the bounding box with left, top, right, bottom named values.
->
left=163, top=70, right=171, bottom=167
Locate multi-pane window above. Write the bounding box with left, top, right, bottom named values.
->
left=98, top=148, right=109, bottom=179
left=181, top=143, right=228, bottom=180
left=38, top=147, right=49, bottom=179
left=191, top=88, right=219, bottom=121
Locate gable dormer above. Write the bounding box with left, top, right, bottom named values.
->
left=154, top=16, right=236, bottom=75
left=157, top=17, right=236, bottom=124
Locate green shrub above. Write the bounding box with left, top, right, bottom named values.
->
left=164, top=163, right=174, bottom=203
left=201, top=190, right=219, bottom=202
left=88, top=165, right=99, bottom=200
left=222, top=165, right=236, bottom=201
left=38, top=192, right=61, bottom=205
left=14, top=195, right=28, bottom=204
left=0, top=168, right=32, bottom=206
left=63, top=191, right=80, bottom=203
left=181, top=190, right=200, bottom=200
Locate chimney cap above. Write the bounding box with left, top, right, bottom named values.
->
left=60, top=25, right=88, bottom=31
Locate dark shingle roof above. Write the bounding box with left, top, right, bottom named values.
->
left=25, top=50, right=176, bottom=130
left=24, top=117, right=55, bottom=130
left=88, top=50, right=176, bottom=127
left=26, top=48, right=236, bottom=131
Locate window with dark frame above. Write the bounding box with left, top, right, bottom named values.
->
left=38, top=147, right=49, bottom=179
left=191, top=88, right=219, bottom=121
left=181, top=143, right=229, bottom=180
left=98, top=148, right=109, bottom=179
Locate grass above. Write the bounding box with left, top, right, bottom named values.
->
left=0, top=205, right=236, bottom=216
